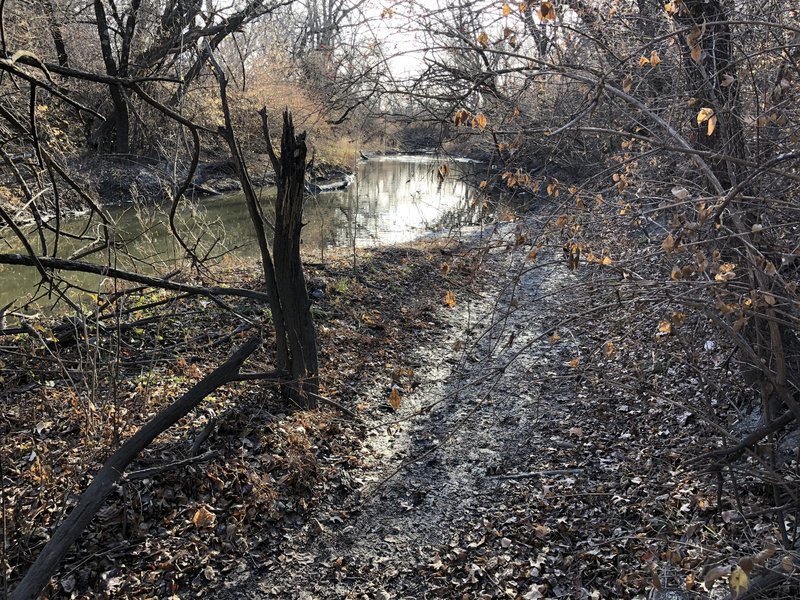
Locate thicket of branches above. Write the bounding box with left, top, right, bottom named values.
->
left=1, top=0, right=798, bottom=596
left=395, top=0, right=799, bottom=567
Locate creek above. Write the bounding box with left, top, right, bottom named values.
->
left=0, top=156, right=484, bottom=311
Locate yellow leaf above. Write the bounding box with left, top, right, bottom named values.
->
left=438, top=163, right=450, bottom=180
left=388, top=387, right=402, bottom=410
left=453, top=108, right=471, bottom=126
left=479, top=180, right=488, bottom=189
left=503, top=2, right=511, bottom=16
left=662, top=233, right=676, bottom=252
left=567, top=243, right=580, bottom=271
left=539, top=1, right=555, bottom=21
left=649, top=50, right=661, bottom=66
left=192, top=506, right=216, bottom=529
left=657, top=321, right=672, bottom=335
left=601, top=255, right=613, bottom=266
left=707, top=114, right=717, bottom=136
left=671, top=311, right=686, bottom=326
left=548, top=332, right=561, bottom=344
left=729, top=565, right=749, bottom=598
left=477, top=31, right=490, bottom=47
left=546, top=179, right=558, bottom=197
left=639, top=55, right=650, bottom=67
left=443, top=290, right=457, bottom=308
left=603, top=340, right=616, bottom=356
left=519, top=2, right=528, bottom=13
left=685, top=573, right=695, bottom=590
left=697, top=107, right=714, bottom=125
left=671, top=266, right=682, bottom=280
left=567, top=356, right=580, bottom=368
left=472, top=112, right=488, bottom=130
left=691, top=44, right=703, bottom=63
left=715, top=271, right=735, bottom=282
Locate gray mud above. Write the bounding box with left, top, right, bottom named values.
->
left=231, top=221, right=574, bottom=598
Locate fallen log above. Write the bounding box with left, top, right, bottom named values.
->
left=10, top=336, right=261, bottom=600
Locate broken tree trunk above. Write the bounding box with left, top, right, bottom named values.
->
left=209, top=49, right=319, bottom=408
left=262, top=109, right=319, bottom=406
left=210, top=53, right=290, bottom=375
left=10, top=337, right=261, bottom=600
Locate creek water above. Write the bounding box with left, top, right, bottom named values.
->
left=0, top=156, right=483, bottom=311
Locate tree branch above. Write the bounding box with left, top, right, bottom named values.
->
left=0, top=253, right=271, bottom=303
left=10, top=337, right=261, bottom=600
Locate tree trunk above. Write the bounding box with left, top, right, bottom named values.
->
left=41, top=0, right=69, bottom=67
left=675, top=0, right=744, bottom=186
left=210, top=52, right=319, bottom=408
left=268, top=110, right=319, bottom=404
left=93, top=0, right=130, bottom=154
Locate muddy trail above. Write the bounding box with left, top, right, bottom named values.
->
left=223, top=211, right=760, bottom=600
left=233, top=223, right=585, bottom=598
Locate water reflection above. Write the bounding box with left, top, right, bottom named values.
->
left=0, top=156, right=482, bottom=309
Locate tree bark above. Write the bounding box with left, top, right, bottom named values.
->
left=675, top=0, right=744, bottom=186
left=93, top=0, right=131, bottom=154
left=268, top=109, right=319, bottom=404
left=40, top=0, right=69, bottom=67
left=210, top=53, right=291, bottom=375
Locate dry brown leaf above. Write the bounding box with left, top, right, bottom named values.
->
left=192, top=505, right=216, bottom=529
left=703, top=565, right=731, bottom=590
left=388, top=387, right=401, bottom=410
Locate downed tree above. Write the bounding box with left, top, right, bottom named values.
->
left=10, top=337, right=262, bottom=600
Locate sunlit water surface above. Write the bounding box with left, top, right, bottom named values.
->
left=0, top=156, right=483, bottom=311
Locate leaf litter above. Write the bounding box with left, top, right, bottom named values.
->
left=2, top=214, right=798, bottom=598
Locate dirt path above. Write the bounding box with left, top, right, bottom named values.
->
left=235, top=223, right=579, bottom=598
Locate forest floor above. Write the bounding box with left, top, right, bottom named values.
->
left=226, top=217, right=793, bottom=599
left=2, top=213, right=796, bottom=599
